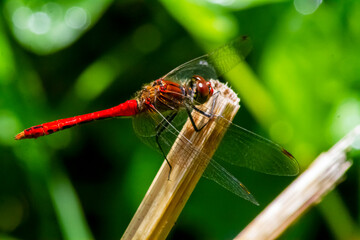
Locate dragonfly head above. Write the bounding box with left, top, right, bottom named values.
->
left=190, top=75, right=214, bottom=104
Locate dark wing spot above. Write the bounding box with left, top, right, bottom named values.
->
left=282, top=148, right=295, bottom=159
left=33, top=126, right=43, bottom=129
left=47, top=129, right=54, bottom=134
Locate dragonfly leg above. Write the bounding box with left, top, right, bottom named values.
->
left=185, top=106, right=206, bottom=132
left=186, top=91, right=220, bottom=132
left=192, top=106, right=212, bottom=117
left=155, top=111, right=178, bottom=180
left=193, top=90, right=220, bottom=117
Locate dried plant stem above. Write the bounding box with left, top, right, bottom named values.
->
left=235, top=126, right=359, bottom=240
left=121, top=80, right=240, bottom=240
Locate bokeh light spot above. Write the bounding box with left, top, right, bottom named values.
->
left=352, top=126, right=360, bottom=150
left=331, top=98, right=360, bottom=142
left=65, top=7, right=88, bottom=30
left=28, top=11, right=51, bottom=35
left=132, top=24, right=162, bottom=53
left=208, top=0, right=236, bottom=6
left=12, top=6, right=32, bottom=29
left=213, top=16, right=234, bottom=34
left=42, top=2, right=63, bottom=22
left=294, top=0, right=322, bottom=15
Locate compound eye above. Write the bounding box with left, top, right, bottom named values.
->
left=192, top=75, right=213, bottom=104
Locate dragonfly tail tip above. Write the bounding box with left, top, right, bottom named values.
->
left=14, top=131, right=25, bottom=140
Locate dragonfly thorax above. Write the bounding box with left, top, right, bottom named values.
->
left=137, top=76, right=214, bottom=113
left=137, top=79, right=187, bottom=113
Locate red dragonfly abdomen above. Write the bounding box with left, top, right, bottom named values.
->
left=15, top=100, right=138, bottom=140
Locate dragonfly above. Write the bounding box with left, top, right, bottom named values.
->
left=15, top=36, right=299, bottom=205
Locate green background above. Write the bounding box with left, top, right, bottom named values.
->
left=1, top=0, right=359, bottom=239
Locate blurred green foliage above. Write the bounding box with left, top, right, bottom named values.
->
left=0, top=0, right=359, bottom=239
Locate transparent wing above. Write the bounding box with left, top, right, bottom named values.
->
left=203, top=159, right=259, bottom=205
left=215, top=124, right=299, bottom=176
left=132, top=108, right=259, bottom=204
left=132, top=109, right=187, bottom=155
left=163, top=36, right=252, bottom=83
left=189, top=105, right=299, bottom=176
